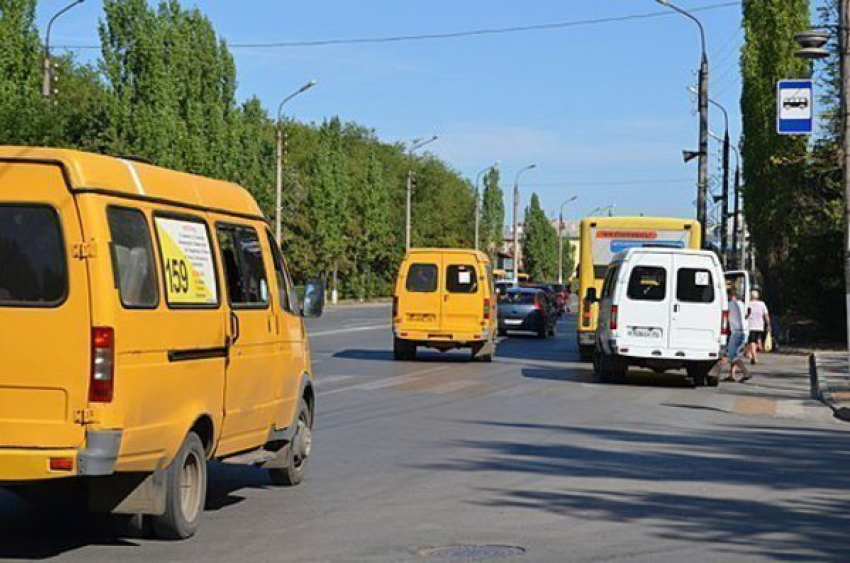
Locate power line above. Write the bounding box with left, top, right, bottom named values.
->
left=527, top=179, right=693, bottom=188
left=54, top=1, right=740, bottom=51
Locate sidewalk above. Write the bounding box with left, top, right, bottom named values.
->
left=702, top=352, right=842, bottom=425
left=812, top=351, right=850, bottom=421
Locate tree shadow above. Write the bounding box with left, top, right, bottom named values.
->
left=415, top=421, right=850, bottom=560
left=333, top=349, right=394, bottom=362
left=0, top=461, right=281, bottom=559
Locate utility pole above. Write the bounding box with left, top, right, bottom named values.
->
left=275, top=80, right=317, bottom=245
left=659, top=0, right=710, bottom=247
left=558, top=196, right=577, bottom=284
left=731, top=155, right=741, bottom=269
left=512, top=164, right=537, bottom=286
left=44, top=1, right=86, bottom=100
left=474, top=162, right=499, bottom=252
left=405, top=136, right=438, bottom=251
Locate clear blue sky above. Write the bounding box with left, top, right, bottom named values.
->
left=42, top=0, right=751, bottom=221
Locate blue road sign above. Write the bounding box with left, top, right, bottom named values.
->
left=777, top=79, right=814, bottom=135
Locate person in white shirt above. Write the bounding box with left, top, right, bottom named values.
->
left=745, top=289, right=771, bottom=365
left=721, top=287, right=751, bottom=382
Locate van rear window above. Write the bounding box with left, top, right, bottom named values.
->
left=0, top=205, right=66, bottom=306
left=627, top=266, right=666, bottom=301
left=677, top=268, right=715, bottom=303
left=406, top=264, right=438, bottom=293
left=446, top=265, right=478, bottom=294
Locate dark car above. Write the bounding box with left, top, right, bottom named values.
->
left=497, top=288, right=558, bottom=338
left=522, top=283, right=563, bottom=314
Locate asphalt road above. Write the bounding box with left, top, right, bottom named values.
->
left=2, top=304, right=849, bottom=562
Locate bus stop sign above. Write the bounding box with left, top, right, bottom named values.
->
left=777, top=79, right=813, bottom=135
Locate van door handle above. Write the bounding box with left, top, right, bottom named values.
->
left=229, top=312, right=241, bottom=345
left=673, top=304, right=680, bottom=313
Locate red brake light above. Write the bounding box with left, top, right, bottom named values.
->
left=610, top=305, right=618, bottom=331
left=50, top=457, right=74, bottom=471
left=721, top=310, right=730, bottom=336
left=534, top=294, right=544, bottom=311
left=90, top=327, right=115, bottom=403
left=483, top=298, right=491, bottom=320
left=392, top=296, right=399, bottom=319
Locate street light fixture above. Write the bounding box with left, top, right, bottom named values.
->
left=474, top=162, right=499, bottom=251
left=275, top=79, right=317, bottom=245
left=44, top=0, right=86, bottom=99
left=512, top=164, right=537, bottom=286
left=657, top=0, right=710, bottom=247
left=405, top=136, right=439, bottom=250
left=558, top=195, right=578, bottom=284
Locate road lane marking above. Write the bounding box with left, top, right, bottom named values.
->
left=319, top=364, right=454, bottom=396
left=309, top=323, right=391, bottom=337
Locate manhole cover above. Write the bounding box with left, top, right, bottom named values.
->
left=417, top=544, right=526, bottom=560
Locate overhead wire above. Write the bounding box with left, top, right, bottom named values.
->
left=53, top=1, right=741, bottom=51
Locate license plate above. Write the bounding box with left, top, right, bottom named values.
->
left=629, top=327, right=662, bottom=339
left=504, top=319, right=523, bottom=325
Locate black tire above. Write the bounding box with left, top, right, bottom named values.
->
left=707, top=375, right=720, bottom=387
left=686, top=362, right=712, bottom=387
left=537, top=325, right=547, bottom=339
left=547, top=325, right=556, bottom=337
left=579, top=345, right=594, bottom=361
left=610, top=355, right=628, bottom=384
left=152, top=432, right=207, bottom=540
left=269, top=398, right=313, bottom=487
left=393, top=338, right=415, bottom=361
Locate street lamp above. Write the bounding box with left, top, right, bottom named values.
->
left=405, top=136, right=439, bottom=250
left=794, top=20, right=849, bottom=358
left=275, top=79, right=317, bottom=245
left=512, top=164, right=537, bottom=286
left=44, top=0, right=85, bottom=99
left=474, top=162, right=499, bottom=251
left=587, top=204, right=615, bottom=217
left=693, top=87, right=730, bottom=264
left=558, top=195, right=578, bottom=284
left=658, top=0, right=710, bottom=247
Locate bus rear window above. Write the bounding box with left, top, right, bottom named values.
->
left=0, top=205, right=66, bottom=306
left=406, top=263, right=438, bottom=293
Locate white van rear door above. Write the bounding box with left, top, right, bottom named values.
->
left=619, top=254, right=672, bottom=348
left=670, top=255, right=722, bottom=351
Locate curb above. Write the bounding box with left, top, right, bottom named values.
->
left=810, top=352, right=850, bottom=422
left=325, top=298, right=392, bottom=309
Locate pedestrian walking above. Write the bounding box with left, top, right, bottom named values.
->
left=745, top=289, right=771, bottom=365
left=719, top=287, right=750, bottom=383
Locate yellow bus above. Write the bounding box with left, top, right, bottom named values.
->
left=576, top=216, right=701, bottom=359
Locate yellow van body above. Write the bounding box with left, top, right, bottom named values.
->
left=0, top=147, right=317, bottom=534
left=392, top=248, right=496, bottom=361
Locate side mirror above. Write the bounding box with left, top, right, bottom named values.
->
left=586, top=287, right=598, bottom=303
left=301, top=278, right=326, bottom=319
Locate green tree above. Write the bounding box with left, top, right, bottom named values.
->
left=522, top=193, right=558, bottom=281
left=0, top=0, right=44, bottom=144
left=480, top=168, right=504, bottom=258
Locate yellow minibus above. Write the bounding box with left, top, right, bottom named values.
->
left=0, top=147, right=324, bottom=539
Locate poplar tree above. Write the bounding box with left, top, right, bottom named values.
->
left=522, top=193, right=558, bottom=281
left=480, top=168, right=505, bottom=258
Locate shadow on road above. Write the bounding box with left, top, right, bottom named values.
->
left=0, top=462, right=277, bottom=559
left=418, top=421, right=850, bottom=561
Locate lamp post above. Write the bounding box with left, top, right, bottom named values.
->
left=405, top=136, right=439, bottom=250
left=474, top=162, right=499, bottom=251
left=44, top=0, right=85, bottom=99
left=658, top=0, right=709, bottom=247
left=275, top=79, right=317, bottom=245
left=587, top=204, right=616, bottom=217
left=794, top=14, right=848, bottom=355
left=558, top=196, right=578, bottom=284
left=512, top=164, right=537, bottom=286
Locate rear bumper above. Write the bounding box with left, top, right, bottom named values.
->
left=393, top=327, right=491, bottom=346
left=498, top=317, right=543, bottom=332
left=577, top=330, right=595, bottom=346
left=607, top=340, right=721, bottom=361
left=0, top=430, right=122, bottom=483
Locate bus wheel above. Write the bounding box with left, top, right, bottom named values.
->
left=152, top=432, right=207, bottom=540
left=269, top=398, right=313, bottom=487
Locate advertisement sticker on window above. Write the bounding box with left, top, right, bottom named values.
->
left=155, top=217, right=218, bottom=305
